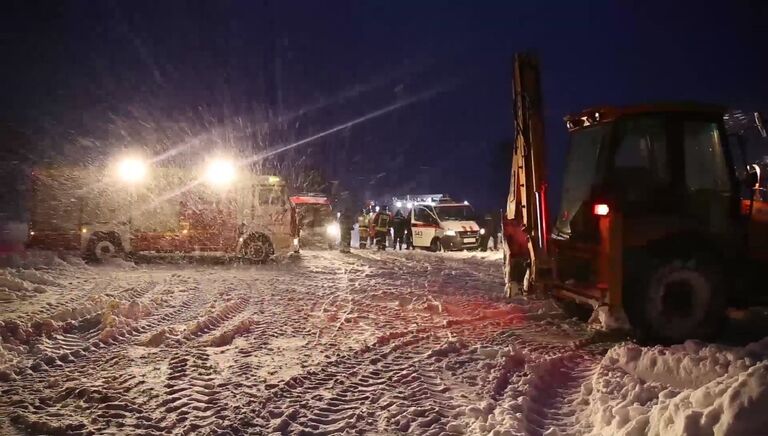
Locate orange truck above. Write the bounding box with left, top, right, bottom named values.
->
left=504, top=53, right=768, bottom=342
left=27, top=157, right=298, bottom=262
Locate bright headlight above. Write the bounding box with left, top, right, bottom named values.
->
left=205, top=158, right=237, bottom=187
left=444, top=230, right=457, bottom=236
left=326, top=223, right=340, bottom=237
left=117, top=156, right=147, bottom=184
left=480, top=228, right=486, bottom=235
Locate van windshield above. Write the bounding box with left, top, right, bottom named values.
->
left=434, top=205, right=474, bottom=221
left=553, top=125, right=608, bottom=238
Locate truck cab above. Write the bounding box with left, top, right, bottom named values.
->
left=409, top=196, right=481, bottom=251
left=290, top=194, right=339, bottom=249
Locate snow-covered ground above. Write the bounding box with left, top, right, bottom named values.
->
left=0, top=249, right=765, bottom=435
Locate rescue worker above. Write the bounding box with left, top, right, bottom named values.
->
left=480, top=213, right=493, bottom=251
left=367, top=205, right=377, bottom=248
left=404, top=209, right=414, bottom=249
left=489, top=209, right=502, bottom=251
left=391, top=210, right=407, bottom=250
left=338, top=209, right=353, bottom=253
left=357, top=208, right=369, bottom=248
left=372, top=206, right=391, bottom=250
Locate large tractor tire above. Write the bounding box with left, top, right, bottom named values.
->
left=240, top=233, right=274, bottom=264
left=85, top=232, right=124, bottom=263
left=624, top=255, right=725, bottom=343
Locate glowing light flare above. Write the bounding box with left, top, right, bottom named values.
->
left=117, top=157, right=148, bottom=184
left=326, top=223, right=341, bottom=238
left=205, top=158, right=237, bottom=187
left=593, top=203, right=610, bottom=216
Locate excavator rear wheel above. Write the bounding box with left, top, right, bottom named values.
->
left=624, top=255, right=725, bottom=343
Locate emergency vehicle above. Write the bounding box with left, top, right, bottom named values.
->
left=394, top=194, right=482, bottom=251
left=290, top=193, right=339, bottom=249
left=27, top=156, right=299, bottom=262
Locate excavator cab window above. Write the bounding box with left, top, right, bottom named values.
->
left=682, top=121, right=730, bottom=192
left=554, top=125, right=607, bottom=238
left=607, top=117, right=671, bottom=209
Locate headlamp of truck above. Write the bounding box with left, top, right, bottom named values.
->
left=205, top=158, right=237, bottom=187
left=117, top=156, right=148, bottom=184
left=444, top=230, right=457, bottom=236
left=326, top=222, right=340, bottom=238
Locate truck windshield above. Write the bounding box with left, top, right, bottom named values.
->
left=553, top=125, right=608, bottom=238
left=434, top=205, right=474, bottom=221
left=298, top=204, right=333, bottom=228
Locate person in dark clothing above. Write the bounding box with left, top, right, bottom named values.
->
left=480, top=213, right=493, bottom=251
left=404, top=211, right=414, bottom=249
left=488, top=210, right=502, bottom=250
left=338, top=209, right=353, bottom=253
left=391, top=210, right=406, bottom=250
left=372, top=206, right=391, bottom=250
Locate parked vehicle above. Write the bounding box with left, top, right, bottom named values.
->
left=27, top=157, right=298, bottom=262
left=290, top=193, right=339, bottom=249
left=503, top=52, right=768, bottom=342
left=398, top=194, right=482, bottom=252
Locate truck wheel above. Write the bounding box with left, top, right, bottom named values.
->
left=241, top=233, right=274, bottom=263
left=85, top=232, right=123, bottom=263
left=429, top=237, right=441, bottom=253
left=624, top=256, right=725, bottom=343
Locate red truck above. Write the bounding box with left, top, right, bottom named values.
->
left=28, top=157, right=299, bottom=262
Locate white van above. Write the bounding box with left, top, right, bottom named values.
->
left=409, top=199, right=482, bottom=251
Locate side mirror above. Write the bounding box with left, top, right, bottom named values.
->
left=745, top=165, right=760, bottom=190
left=755, top=112, right=767, bottom=138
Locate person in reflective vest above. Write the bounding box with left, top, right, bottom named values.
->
left=357, top=209, right=369, bottom=249
left=372, top=206, right=392, bottom=250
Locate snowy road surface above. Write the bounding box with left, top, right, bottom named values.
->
left=1, top=250, right=767, bottom=435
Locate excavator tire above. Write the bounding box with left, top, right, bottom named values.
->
left=624, top=254, right=725, bottom=343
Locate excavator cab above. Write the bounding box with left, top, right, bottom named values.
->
left=505, top=53, right=768, bottom=342
left=550, top=105, right=761, bottom=341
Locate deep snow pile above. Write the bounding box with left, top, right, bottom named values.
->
left=0, top=249, right=765, bottom=435
left=581, top=339, right=768, bottom=436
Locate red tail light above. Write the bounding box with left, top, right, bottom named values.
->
left=593, top=203, right=610, bottom=216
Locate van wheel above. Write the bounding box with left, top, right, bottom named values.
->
left=429, top=237, right=441, bottom=253
left=85, top=232, right=123, bottom=263
left=241, top=233, right=274, bottom=263
left=624, top=256, right=725, bottom=343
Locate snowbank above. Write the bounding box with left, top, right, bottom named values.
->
left=583, top=338, right=768, bottom=436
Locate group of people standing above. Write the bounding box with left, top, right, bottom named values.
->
left=358, top=206, right=413, bottom=251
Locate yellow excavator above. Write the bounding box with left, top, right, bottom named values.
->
left=503, top=52, right=768, bottom=342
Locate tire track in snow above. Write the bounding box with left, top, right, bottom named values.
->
left=0, top=275, right=214, bottom=434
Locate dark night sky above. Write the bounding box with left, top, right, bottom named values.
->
left=2, top=1, right=767, bottom=213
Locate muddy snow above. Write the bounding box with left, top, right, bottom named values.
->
left=0, top=250, right=766, bottom=435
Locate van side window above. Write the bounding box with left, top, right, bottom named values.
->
left=414, top=206, right=431, bottom=223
